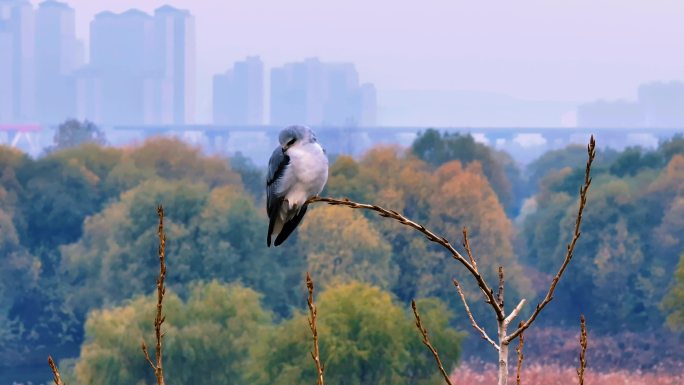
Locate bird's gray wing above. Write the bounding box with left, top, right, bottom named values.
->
left=266, top=147, right=290, bottom=246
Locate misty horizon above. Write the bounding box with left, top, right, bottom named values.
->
left=5, top=0, right=680, bottom=127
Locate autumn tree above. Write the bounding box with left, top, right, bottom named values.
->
left=327, top=147, right=530, bottom=306
left=299, top=206, right=396, bottom=289
left=411, top=129, right=520, bottom=212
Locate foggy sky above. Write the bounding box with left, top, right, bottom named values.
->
left=38, top=0, right=684, bottom=124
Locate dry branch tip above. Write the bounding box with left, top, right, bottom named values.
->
left=48, top=355, right=66, bottom=385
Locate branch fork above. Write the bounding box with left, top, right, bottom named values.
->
left=307, top=135, right=596, bottom=385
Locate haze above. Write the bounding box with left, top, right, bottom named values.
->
left=30, top=0, right=684, bottom=125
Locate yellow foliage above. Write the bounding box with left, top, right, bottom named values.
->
left=299, top=206, right=396, bottom=288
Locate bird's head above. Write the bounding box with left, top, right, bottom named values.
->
left=279, top=125, right=317, bottom=151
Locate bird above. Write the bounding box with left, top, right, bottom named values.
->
left=266, top=125, right=328, bottom=247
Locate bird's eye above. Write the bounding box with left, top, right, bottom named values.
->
left=287, top=138, right=296, bottom=146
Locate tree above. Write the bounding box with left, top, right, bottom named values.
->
left=526, top=144, right=592, bottom=189
left=51, top=119, right=106, bottom=152
left=74, top=281, right=272, bottom=385
left=299, top=206, right=396, bottom=289
left=306, top=136, right=595, bottom=385
left=520, top=151, right=684, bottom=332
left=229, top=152, right=265, bottom=201
left=662, top=253, right=684, bottom=331
left=411, top=129, right=517, bottom=212
left=59, top=180, right=210, bottom=317
left=60, top=179, right=305, bottom=321
left=250, top=281, right=461, bottom=385
left=0, top=208, right=39, bottom=363
left=421, top=160, right=531, bottom=315
left=125, top=137, right=242, bottom=188
left=326, top=148, right=530, bottom=306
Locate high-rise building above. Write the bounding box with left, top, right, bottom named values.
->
left=0, top=20, right=13, bottom=122
left=0, top=0, right=35, bottom=122
left=638, top=81, right=684, bottom=127
left=270, top=61, right=308, bottom=125
left=87, top=9, right=157, bottom=124
left=35, top=0, right=78, bottom=123
left=80, top=5, right=195, bottom=125
left=359, top=83, right=377, bottom=126
left=154, top=5, right=195, bottom=124
left=577, top=81, right=684, bottom=128
left=213, top=56, right=264, bottom=125
left=270, top=58, right=377, bottom=126
left=576, top=100, right=643, bottom=128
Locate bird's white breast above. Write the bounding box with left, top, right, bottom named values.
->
left=279, top=142, right=328, bottom=211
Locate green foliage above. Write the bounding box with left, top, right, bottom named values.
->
left=609, top=147, right=663, bottom=177
left=0, top=138, right=268, bottom=364
left=51, top=119, right=107, bottom=152
left=75, top=281, right=272, bottom=385
left=526, top=145, right=590, bottom=189
left=229, top=151, right=266, bottom=201
left=411, top=129, right=520, bottom=213
left=521, top=149, right=684, bottom=332
left=0, top=208, right=39, bottom=350
left=663, top=253, right=684, bottom=331
left=4, top=129, right=684, bottom=379
left=660, top=134, right=684, bottom=163
left=251, top=282, right=462, bottom=385
left=299, top=206, right=397, bottom=289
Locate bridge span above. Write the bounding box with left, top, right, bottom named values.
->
left=111, top=124, right=683, bottom=164
left=1, top=123, right=682, bottom=163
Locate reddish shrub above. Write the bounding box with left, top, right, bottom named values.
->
left=451, top=363, right=684, bottom=385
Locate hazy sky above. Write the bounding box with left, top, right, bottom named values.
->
left=39, top=0, right=684, bottom=124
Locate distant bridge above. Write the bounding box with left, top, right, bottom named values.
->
left=0, top=124, right=42, bottom=154
left=111, top=124, right=683, bottom=163
left=1, top=123, right=682, bottom=162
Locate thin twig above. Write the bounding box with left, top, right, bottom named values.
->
left=307, top=196, right=504, bottom=321
left=47, top=356, right=66, bottom=385
left=505, top=135, right=595, bottom=344
left=141, top=205, right=167, bottom=385
left=411, top=300, right=454, bottom=385
left=503, top=299, right=527, bottom=327
left=462, top=227, right=478, bottom=273
left=497, top=266, right=505, bottom=310
left=577, top=315, right=588, bottom=385
left=452, top=279, right=499, bottom=351
left=306, top=272, right=325, bottom=385
left=515, top=325, right=524, bottom=385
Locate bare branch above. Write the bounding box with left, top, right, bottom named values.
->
left=497, top=266, right=505, bottom=310
left=47, top=356, right=66, bottom=385
left=306, top=272, right=325, bottom=385
left=577, top=315, right=588, bottom=385
left=140, top=205, right=167, bottom=385
left=411, top=300, right=454, bottom=385
left=307, top=196, right=504, bottom=320
left=462, top=227, right=478, bottom=273
left=504, top=299, right=527, bottom=327
left=515, top=325, right=524, bottom=385
left=452, top=280, right=499, bottom=351
left=505, top=135, right=595, bottom=343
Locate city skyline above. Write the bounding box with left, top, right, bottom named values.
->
left=213, top=56, right=263, bottom=125
left=32, top=0, right=684, bottom=126
left=2, top=0, right=684, bottom=127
